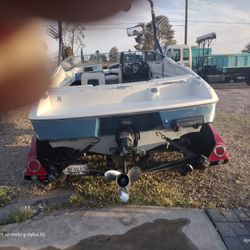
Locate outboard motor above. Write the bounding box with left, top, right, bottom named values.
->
left=115, top=119, right=140, bottom=156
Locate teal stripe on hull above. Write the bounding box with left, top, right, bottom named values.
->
left=31, top=104, right=214, bottom=141
left=31, top=117, right=100, bottom=141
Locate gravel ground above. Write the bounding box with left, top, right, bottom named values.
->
left=0, top=88, right=249, bottom=207
left=210, top=88, right=250, bottom=206
left=0, top=108, right=33, bottom=185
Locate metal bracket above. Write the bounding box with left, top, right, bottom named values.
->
left=57, top=138, right=100, bottom=172
left=156, top=131, right=198, bottom=158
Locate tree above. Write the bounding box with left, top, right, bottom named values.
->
left=242, top=43, right=250, bottom=53
left=134, top=15, right=176, bottom=51
left=63, top=46, right=74, bottom=59
left=47, top=22, right=85, bottom=62
left=100, top=54, right=108, bottom=62
left=109, top=46, right=119, bottom=62
left=63, top=23, right=85, bottom=51
left=89, top=50, right=107, bottom=63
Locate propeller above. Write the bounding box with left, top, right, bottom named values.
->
left=104, top=170, right=121, bottom=181
left=119, top=187, right=129, bottom=203
left=104, top=166, right=142, bottom=203
left=127, top=166, right=141, bottom=183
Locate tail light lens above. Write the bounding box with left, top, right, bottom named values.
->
left=28, top=159, right=41, bottom=172
left=213, top=145, right=226, bottom=158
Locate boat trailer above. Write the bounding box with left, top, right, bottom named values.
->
left=24, top=123, right=229, bottom=202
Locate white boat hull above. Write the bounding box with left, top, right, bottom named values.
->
left=29, top=55, right=218, bottom=155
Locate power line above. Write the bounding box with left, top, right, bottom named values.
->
left=83, top=22, right=138, bottom=26
left=45, top=19, right=250, bottom=27
left=82, top=20, right=250, bottom=26
left=84, top=26, right=184, bottom=30
left=215, top=37, right=250, bottom=46
left=181, top=20, right=250, bottom=25
left=80, top=19, right=250, bottom=30
left=85, top=27, right=127, bottom=30
left=43, top=20, right=250, bottom=32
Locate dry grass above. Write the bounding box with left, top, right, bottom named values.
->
left=69, top=173, right=210, bottom=208
left=7, top=206, right=35, bottom=224
left=0, top=187, right=14, bottom=208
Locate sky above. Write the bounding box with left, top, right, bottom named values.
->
left=45, top=0, right=250, bottom=56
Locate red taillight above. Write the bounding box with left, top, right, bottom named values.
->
left=28, top=159, right=41, bottom=172
left=213, top=145, right=226, bottom=158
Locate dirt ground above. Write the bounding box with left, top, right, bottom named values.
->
left=0, top=88, right=249, bottom=207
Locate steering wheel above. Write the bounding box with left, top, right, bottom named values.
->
left=125, top=62, right=143, bottom=75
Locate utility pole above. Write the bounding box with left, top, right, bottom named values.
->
left=184, top=0, right=188, bottom=44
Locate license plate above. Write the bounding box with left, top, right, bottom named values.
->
left=63, top=164, right=89, bottom=175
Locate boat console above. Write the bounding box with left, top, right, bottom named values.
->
left=120, top=51, right=149, bottom=83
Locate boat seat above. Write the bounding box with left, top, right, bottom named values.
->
left=81, top=72, right=105, bottom=86
left=105, top=74, right=120, bottom=84
left=104, top=68, right=122, bottom=84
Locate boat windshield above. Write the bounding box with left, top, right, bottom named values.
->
left=60, top=52, right=121, bottom=71
left=60, top=50, right=164, bottom=71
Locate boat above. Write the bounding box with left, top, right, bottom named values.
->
left=27, top=51, right=228, bottom=185
left=25, top=13, right=229, bottom=202
left=30, top=51, right=218, bottom=156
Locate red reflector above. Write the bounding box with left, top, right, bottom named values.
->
left=28, top=159, right=41, bottom=172
left=214, top=145, right=226, bottom=158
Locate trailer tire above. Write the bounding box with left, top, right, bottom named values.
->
left=37, top=139, right=77, bottom=173
left=233, top=76, right=244, bottom=83
left=245, top=72, right=250, bottom=85
left=180, top=124, right=215, bottom=169
left=223, top=76, right=231, bottom=83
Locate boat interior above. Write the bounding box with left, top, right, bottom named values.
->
left=52, top=51, right=197, bottom=88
